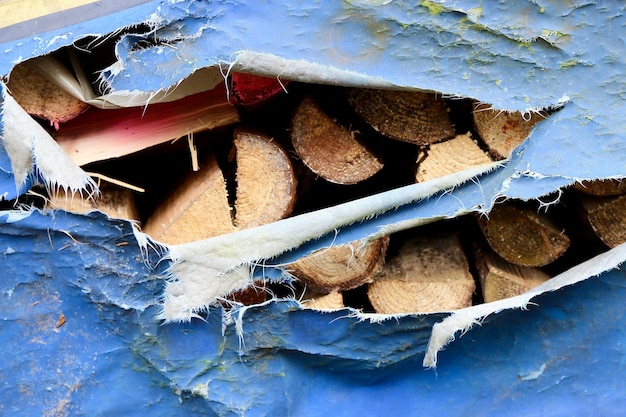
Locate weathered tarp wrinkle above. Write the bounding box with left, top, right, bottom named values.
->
left=2, top=1, right=626, bottom=415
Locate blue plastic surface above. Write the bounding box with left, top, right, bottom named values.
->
left=1, top=210, right=625, bottom=416
left=2, top=1, right=626, bottom=415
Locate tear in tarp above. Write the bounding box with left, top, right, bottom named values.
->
left=2, top=1, right=626, bottom=415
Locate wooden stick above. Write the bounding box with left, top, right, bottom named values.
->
left=347, top=88, right=455, bottom=146
left=416, top=133, right=492, bottom=182
left=472, top=102, right=545, bottom=159
left=288, top=237, right=389, bottom=293
left=7, top=57, right=89, bottom=129
left=233, top=128, right=297, bottom=229
left=474, top=244, right=550, bottom=303
left=290, top=96, right=383, bottom=184
left=367, top=233, right=475, bottom=314
left=477, top=202, right=571, bottom=267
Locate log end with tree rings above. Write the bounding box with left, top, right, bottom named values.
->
left=347, top=88, right=455, bottom=146
left=291, top=96, right=383, bottom=185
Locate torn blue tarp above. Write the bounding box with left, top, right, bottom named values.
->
left=2, top=209, right=626, bottom=416
left=2, top=1, right=626, bottom=415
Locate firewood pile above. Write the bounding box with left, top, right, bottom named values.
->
left=3, top=45, right=622, bottom=315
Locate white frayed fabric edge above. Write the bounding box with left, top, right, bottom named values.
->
left=160, top=161, right=502, bottom=322
left=229, top=51, right=397, bottom=89
left=1, top=86, right=96, bottom=197
left=422, top=242, right=626, bottom=368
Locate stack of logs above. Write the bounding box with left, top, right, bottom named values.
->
left=4, top=51, right=623, bottom=315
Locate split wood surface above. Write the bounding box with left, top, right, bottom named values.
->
left=9, top=54, right=617, bottom=315
left=368, top=233, right=475, bottom=314
left=288, top=237, right=389, bottom=293
left=474, top=244, right=550, bottom=303
left=142, top=153, right=236, bottom=244
left=144, top=128, right=296, bottom=245
left=478, top=203, right=571, bottom=267
left=233, top=128, right=297, bottom=229
left=301, top=291, right=345, bottom=310
left=472, top=102, right=546, bottom=159
left=580, top=194, right=626, bottom=248
left=48, top=183, right=140, bottom=221
left=348, top=88, right=455, bottom=145
left=416, top=133, right=492, bottom=182
left=291, top=96, right=383, bottom=184
left=6, top=58, right=89, bottom=128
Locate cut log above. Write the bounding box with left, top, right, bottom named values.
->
left=478, top=203, right=571, bottom=267
left=581, top=194, right=626, bottom=248
left=6, top=57, right=90, bottom=129
left=416, top=133, right=492, bottom=182
left=142, top=153, right=236, bottom=245
left=472, top=103, right=545, bottom=159
left=48, top=183, right=140, bottom=221
left=144, top=128, right=297, bottom=244
left=573, top=179, right=626, bottom=197
left=347, top=88, right=455, bottom=146
left=289, top=237, right=389, bottom=293
left=474, top=245, right=551, bottom=303
left=233, top=128, right=297, bottom=229
left=301, top=291, right=345, bottom=310
left=290, top=96, right=383, bottom=185
left=54, top=86, right=239, bottom=166
left=367, top=233, right=475, bottom=314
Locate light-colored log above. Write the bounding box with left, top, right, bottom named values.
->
left=142, top=153, right=235, bottom=245
left=416, top=133, right=492, bottom=182
left=233, top=128, right=297, bottom=228
left=368, top=233, right=475, bottom=314
left=48, top=183, right=140, bottom=221
left=301, top=291, right=345, bottom=310
left=472, top=102, right=545, bottom=159
left=289, top=237, right=389, bottom=293
left=7, top=57, right=89, bottom=128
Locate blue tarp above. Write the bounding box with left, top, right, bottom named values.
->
left=1, top=1, right=626, bottom=415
